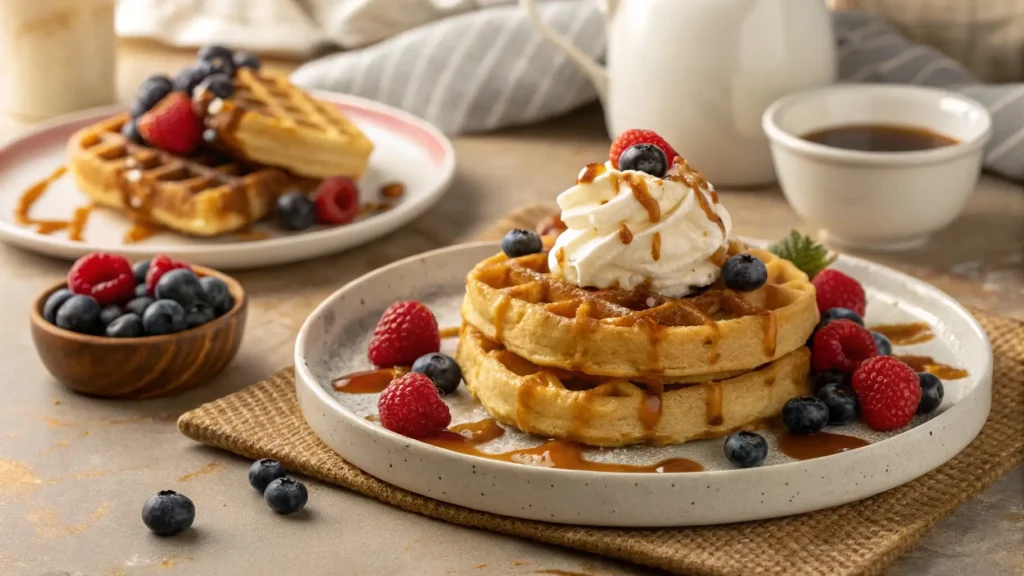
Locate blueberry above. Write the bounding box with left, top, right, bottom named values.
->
left=106, top=313, right=143, bottom=338
left=174, top=65, right=211, bottom=96
left=202, top=55, right=235, bottom=79
left=132, top=260, right=151, bottom=284
left=411, top=353, right=462, bottom=395
left=126, top=296, right=155, bottom=317
left=196, top=72, right=234, bottom=99
left=276, top=192, right=317, bottom=231
left=816, top=383, right=858, bottom=426
left=202, top=128, right=218, bottom=145
left=135, top=283, right=149, bottom=298
left=186, top=302, right=215, bottom=329
left=264, top=477, right=308, bottom=514
left=871, top=331, right=893, bottom=356
left=142, top=300, right=187, bottom=335
left=818, top=307, right=864, bottom=330
left=131, top=75, right=173, bottom=118
left=501, top=229, right=543, bottom=258
left=813, top=369, right=850, bottom=392
left=917, top=372, right=944, bottom=415
left=248, top=458, right=287, bottom=493
left=781, top=397, right=829, bottom=435
left=617, top=143, right=667, bottom=177
left=141, top=490, right=195, bottom=536
left=55, top=295, right=100, bottom=334
left=99, top=305, right=125, bottom=327
left=199, top=276, right=231, bottom=314
left=155, top=269, right=205, bottom=309
left=43, top=288, right=74, bottom=324
left=197, top=45, right=234, bottom=64
left=233, top=51, right=261, bottom=71
left=121, top=119, right=145, bottom=144
left=723, top=431, right=768, bottom=468
left=722, top=254, right=768, bottom=292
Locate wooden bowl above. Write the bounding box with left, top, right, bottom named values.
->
left=30, top=265, right=247, bottom=399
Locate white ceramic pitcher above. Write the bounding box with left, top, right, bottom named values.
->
left=520, top=0, right=837, bottom=186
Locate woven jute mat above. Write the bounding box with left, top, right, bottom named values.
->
left=179, top=205, right=1024, bottom=576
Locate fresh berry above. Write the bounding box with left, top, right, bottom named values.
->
left=767, top=231, right=832, bottom=279
left=609, top=129, right=680, bottom=169
left=248, top=458, right=287, bottom=494
left=723, top=431, right=768, bottom=468
left=233, top=51, right=261, bottom=71
left=276, top=192, right=317, bottom=231
left=155, top=268, right=206, bottom=309
left=816, top=383, right=859, bottom=426
left=202, top=129, right=218, bottom=146
left=411, top=353, right=462, bottom=395
left=202, top=55, right=235, bottom=79
left=173, top=65, right=211, bottom=96
left=195, top=72, right=234, bottom=99
left=142, top=300, right=187, bottom=335
left=811, top=319, right=878, bottom=373
left=314, top=177, right=360, bottom=225
left=55, top=295, right=100, bottom=334
left=141, top=490, right=195, bottom=536
left=145, top=254, right=189, bottom=296
left=126, top=296, right=154, bottom=317
left=199, top=276, right=231, bottom=315
left=135, top=283, right=149, bottom=298
left=871, top=331, right=893, bottom=356
left=132, top=260, right=151, bottom=284
left=812, top=269, right=866, bottom=317
left=781, top=397, right=830, bottom=434
left=106, top=313, right=143, bottom=338
left=67, top=253, right=135, bottom=306
left=367, top=301, right=440, bottom=367
left=818, top=307, right=864, bottom=328
left=617, top=144, right=668, bottom=177
left=722, top=254, right=768, bottom=292
left=99, top=305, right=125, bottom=326
left=121, top=119, right=145, bottom=144
left=197, top=45, right=234, bottom=64
left=851, top=356, right=921, bottom=431
left=264, top=477, right=308, bottom=514
left=131, top=75, right=174, bottom=118
left=502, top=229, right=543, bottom=258
left=185, top=302, right=215, bottom=329
left=377, top=373, right=451, bottom=438
left=917, top=372, right=944, bottom=415
left=43, top=288, right=74, bottom=324
left=137, top=92, right=203, bottom=155
left=813, top=369, right=850, bottom=392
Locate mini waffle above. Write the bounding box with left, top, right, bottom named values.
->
left=198, top=68, right=374, bottom=179
left=68, top=113, right=294, bottom=237
left=461, top=243, right=818, bottom=379
left=456, top=325, right=812, bottom=447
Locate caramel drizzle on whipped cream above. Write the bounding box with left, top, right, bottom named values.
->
left=623, top=173, right=661, bottom=223
left=577, top=162, right=606, bottom=184
left=651, top=232, right=661, bottom=261
left=666, top=158, right=725, bottom=236
left=618, top=223, right=633, bottom=245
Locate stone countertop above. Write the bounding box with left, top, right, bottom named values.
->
left=0, top=41, right=1021, bottom=576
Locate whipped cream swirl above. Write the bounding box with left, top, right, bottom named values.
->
left=548, top=160, right=732, bottom=298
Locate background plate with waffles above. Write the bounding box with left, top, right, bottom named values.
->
left=0, top=91, right=454, bottom=269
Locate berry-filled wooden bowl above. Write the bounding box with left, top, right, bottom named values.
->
left=30, top=254, right=247, bottom=398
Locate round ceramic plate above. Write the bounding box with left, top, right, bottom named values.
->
left=294, top=241, right=992, bottom=527
left=0, top=92, right=455, bottom=269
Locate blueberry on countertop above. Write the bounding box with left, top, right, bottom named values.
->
left=412, top=353, right=462, bottom=395
left=917, top=372, right=944, bottom=415
left=264, top=477, right=308, bottom=514
left=106, top=313, right=143, bottom=338
left=142, top=299, right=187, bottom=335
left=43, top=288, right=74, bottom=324
left=248, top=458, right=287, bottom=494
left=782, top=397, right=829, bottom=435
left=816, top=383, right=858, bottom=426
left=155, top=269, right=206, bottom=310
left=617, top=144, right=667, bottom=178
left=501, top=229, right=543, bottom=258
left=55, top=295, right=100, bottom=334
left=141, top=490, right=195, bottom=536
left=723, top=431, right=768, bottom=468
left=722, top=254, right=768, bottom=292
left=276, top=192, right=317, bottom=231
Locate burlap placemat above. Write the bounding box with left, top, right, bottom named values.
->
left=179, top=205, right=1024, bottom=576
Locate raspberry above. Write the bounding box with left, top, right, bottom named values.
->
left=812, top=269, right=866, bottom=316
left=314, top=176, right=360, bottom=225
left=137, top=92, right=203, bottom=155
left=145, top=254, right=190, bottom=296
left=852, top=356, right=921, bottom=431
left=367, top=301, right=440, bottom=367
left=811, top=319, right=878, bottom=373
left=377, top=373, right=451, bottom=438
left=609, top=129, right=680, bottom=169
left=67, top=252, right=135, bottom=306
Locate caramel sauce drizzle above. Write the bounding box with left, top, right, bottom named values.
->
left=870, top=322, right=935, bottom=345
left=555, top=247, right=566, bottom=266
left=123, top=222, right=162, bottom=244
left=778, top=431, right=869, bottom=460
left=15, top=165, right=67, bottom=225
left=651, top=232, right=661, bottom=261
left=67, top=205, right=93, bottom=242
left=577, top=162, right=606, bottom=184
left=493, top=294, right=512, bottom=341
left=896, top=355, right=969, bottom=380
left=623, top=174, right=660, bottom=223
left=705, top=382, right=724, bottom=426
left=332, top=367, right=408, bottom=394
left=618, top=223, right=633, bottom=245
left=438, top=326, right=461, bottom=339
left=380, top=182, right=405, bottom=198
left=761, top=312, right=778, bottom=357
left=638, top=393, right=662, bottom=434
left=709, top=246, right=728, bottom=267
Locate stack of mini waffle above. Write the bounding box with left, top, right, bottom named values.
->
left=456, top=239, right=820, bottom=447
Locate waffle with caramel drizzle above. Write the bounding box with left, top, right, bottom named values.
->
left=67, top=113, right=295, bottom=237
left=456, top=325, right=811, bottom=446
left=197, top=68, right=374, bottom=179
left=461, top=240, right=818, bottom=380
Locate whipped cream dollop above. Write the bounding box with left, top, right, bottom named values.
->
left=548, top=160, right=732, bottom=298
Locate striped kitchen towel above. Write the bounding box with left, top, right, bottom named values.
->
left=291, top=3, right=1024, bottom=182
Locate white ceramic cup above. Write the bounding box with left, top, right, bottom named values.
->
left=762, top=84, right=991, bottom=252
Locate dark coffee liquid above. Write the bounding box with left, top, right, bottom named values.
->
left=802, top=124, right=958, bottom=152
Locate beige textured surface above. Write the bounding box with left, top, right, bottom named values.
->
left=0, top=41, right=1022, bottom=575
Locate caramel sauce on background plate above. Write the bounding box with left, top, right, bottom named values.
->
left=333, top=367, right=408, bottom=394
left=802, top=124, right=958, bottom=152
left=870, top=322, right=934, bottom=345
left=896, top=355, right=969, bottom=380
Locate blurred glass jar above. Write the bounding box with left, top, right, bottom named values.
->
left=0, top=0, right=116, bottom=121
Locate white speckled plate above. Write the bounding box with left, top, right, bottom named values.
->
left=294, top=240, right=992, bottom=527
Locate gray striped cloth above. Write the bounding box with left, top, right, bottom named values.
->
left=291, top=3, right=1024, bottom=182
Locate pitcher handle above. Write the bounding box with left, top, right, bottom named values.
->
left=519, top=0, right=609, bottom=101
